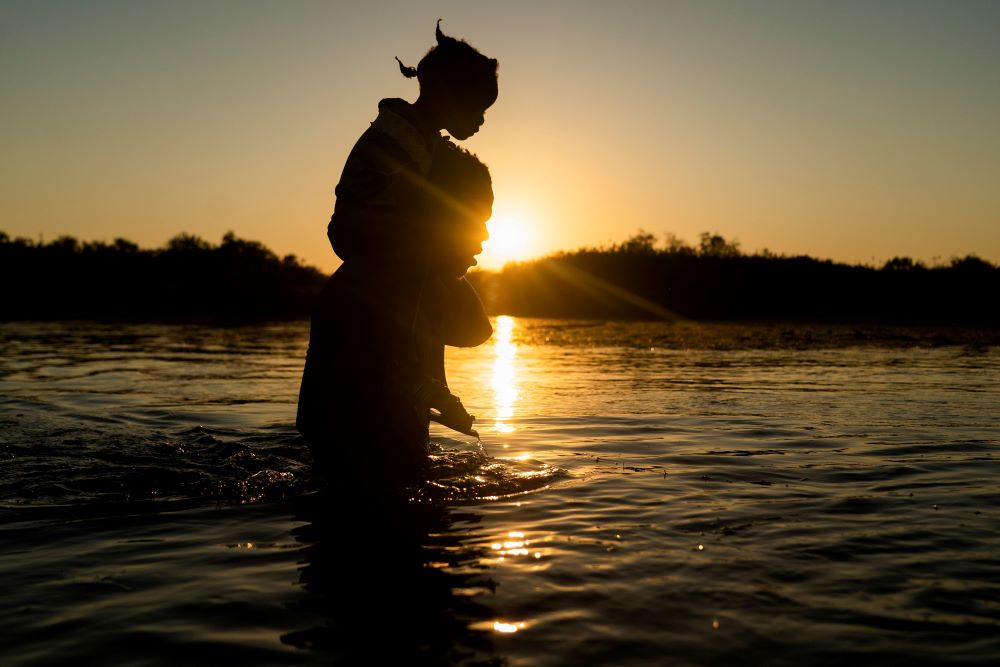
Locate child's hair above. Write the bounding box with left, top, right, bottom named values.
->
left=396, top=20, right=499, bottom=110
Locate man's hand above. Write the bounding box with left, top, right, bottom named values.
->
left=417, top=379, right=479, bottom=437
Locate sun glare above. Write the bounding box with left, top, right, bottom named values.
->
left=478, top=204, right=537, bottom=270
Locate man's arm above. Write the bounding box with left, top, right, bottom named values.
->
left=441, top=277, right=492, bottom=347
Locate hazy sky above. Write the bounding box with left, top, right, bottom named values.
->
left=3, top=0, right=999, bottom=270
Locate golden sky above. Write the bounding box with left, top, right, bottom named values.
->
left=2, top=0, right=998, bottom=271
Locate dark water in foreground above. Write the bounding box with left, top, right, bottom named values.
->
left=1, top=319, right=998, bottom=666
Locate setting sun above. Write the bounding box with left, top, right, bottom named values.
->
left=478, top=204, right=538, bottom=270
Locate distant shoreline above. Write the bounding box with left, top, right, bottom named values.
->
left=3, top=230, right=997, bottom=325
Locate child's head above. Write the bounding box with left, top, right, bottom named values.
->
left=422, top=141, right=492, bottom=277
left=398, top=21, right=499, bottom=140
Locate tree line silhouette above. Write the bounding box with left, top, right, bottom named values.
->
left=2, top=230, right=997, bottom=323
left=0, top=231, right=325, bottom=321
left=465, top=231, right=999, bottom=324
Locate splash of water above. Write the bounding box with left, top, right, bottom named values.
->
left=419, top=438, right=566, bottom=504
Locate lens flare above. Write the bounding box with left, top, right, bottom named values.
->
left=479, top=205, right=537, bottom=269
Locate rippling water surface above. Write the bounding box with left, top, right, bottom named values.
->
left=1, top=319, right=998, bottom=666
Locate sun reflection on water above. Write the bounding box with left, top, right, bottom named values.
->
left=488, top=529, right=551, bottom=566
left=491, top=315, right=519, bottom=435
left=471, top=619, right=529, bottom=634
left=493, top=621, right=527, bottom=634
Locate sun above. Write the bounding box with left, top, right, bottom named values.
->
left=478, top=204, right=537, bottom=270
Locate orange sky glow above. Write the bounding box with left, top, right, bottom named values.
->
left=2, top=1, right=998, bottom=272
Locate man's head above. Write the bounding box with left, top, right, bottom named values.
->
left=423, top=141, right=492, bottom=277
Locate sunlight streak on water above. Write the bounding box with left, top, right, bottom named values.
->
left=492, top=621, right=526, bottom=634
left=491, top=315, right=519, bottom=436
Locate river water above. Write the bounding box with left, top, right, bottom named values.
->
left=1, top=319, right=998, bottom=666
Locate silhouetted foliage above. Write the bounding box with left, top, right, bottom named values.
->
left=3, top=229, right=997, bottom=324
left=698, top=232, right=741, bottom=258
left=1, top=231, right=325, bottom=321
left=883, top=256, right=924, bottom=272
left=466, top=231, right=1000, bottom=324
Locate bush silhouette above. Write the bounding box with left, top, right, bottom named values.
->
left=1, top=231, right=325, bottom=321
left=2, top=229, right=996, bottom=324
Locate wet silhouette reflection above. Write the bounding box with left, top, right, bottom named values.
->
left=283, top=489, right=504, bottom=665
